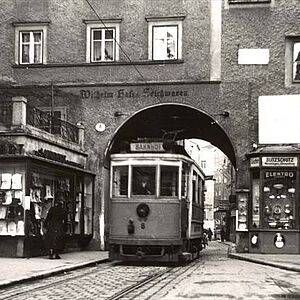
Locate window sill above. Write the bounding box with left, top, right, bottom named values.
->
left=12, top=60, right=184, bottom=68
left=229, top=0, right=271, bottom=3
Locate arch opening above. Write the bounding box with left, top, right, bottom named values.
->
left=105, top=104, right=236, bottom=168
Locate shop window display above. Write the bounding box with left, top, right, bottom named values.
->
left=0, top=170, right=25, bottom=236
left=236, top=193, right=248, bottom=231
left=252, top=177, right=260, bottom=228
left=84, top=176, right=93, bottom=235
left=28, top=172, right=75, bottom=237
left=262, top=171, right=296, bottom=230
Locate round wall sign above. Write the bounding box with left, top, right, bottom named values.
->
left=95, top=123, right=106, bottom=132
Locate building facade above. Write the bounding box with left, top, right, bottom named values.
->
left=223, top=0, right=300, bottom=253
left=0, top=0, right=299, bottom=255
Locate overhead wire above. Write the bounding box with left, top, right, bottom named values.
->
left=84, top=0, right=147, bottom=83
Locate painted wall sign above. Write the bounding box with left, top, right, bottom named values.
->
left=264, top=171, right=296, bottom=179
left=80, top=87, right=189, bottom=100
left=262, top=157, right=298, bottom=167
left=250, top=157, right=260, bottom=167
left=0, top=142, right=24, bottom=155
left=33, top=148, right=84, bottom=169
left=130, top=142, right=164, bottom=152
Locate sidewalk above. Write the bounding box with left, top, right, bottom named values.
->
left=225, top=242, right=300, bottom=273
left=1, top=251, right=109, bottom=288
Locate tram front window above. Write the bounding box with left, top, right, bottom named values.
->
left=160, top=166, right=178, bottom=197
left=132, top=167, right=155, bottom=195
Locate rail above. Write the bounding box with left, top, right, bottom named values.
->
left=26, top=104, right=79, bottom=143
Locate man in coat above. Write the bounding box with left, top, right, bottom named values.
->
left=44, top=197, right=68, bottom=259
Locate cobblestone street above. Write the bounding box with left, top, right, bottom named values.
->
left=0, top=242, right=299, bottom=300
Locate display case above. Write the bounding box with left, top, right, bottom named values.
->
left=248, top=150, right=300, bottom=254
left=0, top=165, right=25, bottom=237
left=262, top=170, right=296, bottom=230
left=236, top=191, right=249, bottom=231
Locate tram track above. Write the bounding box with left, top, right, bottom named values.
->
left=107, top=267, right=172, bottom=300
left=0, top=260, right=178, bottom=300
left=0, top=261, right=117, bottom=300
left=107, top=259, right=202, bottom=300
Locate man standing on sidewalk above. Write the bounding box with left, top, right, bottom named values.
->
left=44, top=196, right=68, bottom=259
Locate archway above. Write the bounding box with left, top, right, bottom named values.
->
left=104, top=103, right=236, bottom=167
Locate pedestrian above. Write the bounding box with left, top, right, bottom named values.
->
left=220, top=226, right=225, bottom=242
left=208, top=228, right=213, bottom=241
left=203, top=232, right=208, bottom=248
left=44, top=196, right=68, bottom=259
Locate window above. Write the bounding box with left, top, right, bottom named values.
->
left=147, top=17, right=184, bottom=61
left=112, top=166, right=128, bottom=197
left=14, top=23, right=48, bottom=65
left=160, top=166, right=178, bottom=197
left=132, top=167, right=156, bottom=196
left=293, top=42, right=300, bottom=81
left=201, top=160, right=206, bottom=169
left=262, top=171, right=296, bottom=230
left=252, top=171, right=260, bottom=228
left=181, top=164, right=189, bottom=198
left=85, top=20, right=121, bottom=63
left=37, top=106, right=66, bottom=135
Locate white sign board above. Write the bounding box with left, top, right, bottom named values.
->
left=262, top=156, right=298, bottom=167
left=130, top=142, right=164, bottom=152
left=238, top=49, right=269, bottom=65
left=259, top=95, right=300, bottom=143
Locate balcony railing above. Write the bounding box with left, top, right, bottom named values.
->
left=26, top=104, right=79, bottom=144
left=0, top=101, right=13, bottom=126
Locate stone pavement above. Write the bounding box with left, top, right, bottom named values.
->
left=1, top=251, right=109, bottom=288
left=1, top=244, right=299, bottom=289
left=225, top=241, right=300, bottom=273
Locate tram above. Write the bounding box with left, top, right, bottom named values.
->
left=108, top=140, right=206, bottom=262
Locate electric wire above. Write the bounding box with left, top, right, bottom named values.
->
left=84, top=0, right=147, bottom=83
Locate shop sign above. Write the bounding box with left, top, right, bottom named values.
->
left=250, top=157, right=260, bottom=167
left=80, top=87, right=189, bottom=100
left=264, top=171, right=296, bottom=179
left=33, top=148, right=84, bottom=169
left=262, top=156, right=297, bottom=167
left=0, top=142, right=24, bottom=155
left=130, top=142, right=164, bottom=152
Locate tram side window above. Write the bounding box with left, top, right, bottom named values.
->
left=192, top=171, right=197, bottom=203
left=160, top=166, right=178, bottom=197
left=112, top=166, right=128, bottom=197
left=181, top=164, right=189, bottom=198
left=132, top=167, right=156, bottom=195
left=198, top=177, right=203, bottom=205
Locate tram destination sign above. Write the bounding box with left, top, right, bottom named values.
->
left=130, top=142, right=164, bottom=152
left=262, top=156, right=298, bottom=167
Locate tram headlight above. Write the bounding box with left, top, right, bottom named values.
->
left=136, top=203, right=150, bottom=218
